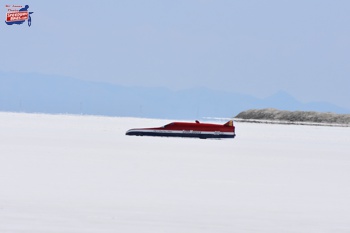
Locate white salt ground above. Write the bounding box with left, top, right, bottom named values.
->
left=0, top=112, right=349, bottom=233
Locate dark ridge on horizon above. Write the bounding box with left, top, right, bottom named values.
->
left=235, top=108, right=350, bottom=125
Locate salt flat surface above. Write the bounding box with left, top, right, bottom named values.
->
left=0, top=112, right=349, bottom=233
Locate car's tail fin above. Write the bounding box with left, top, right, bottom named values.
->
left=223, top=120, right=234, bottom=127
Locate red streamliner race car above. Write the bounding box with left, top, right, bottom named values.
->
left=126, top=120, right=236, bottom=139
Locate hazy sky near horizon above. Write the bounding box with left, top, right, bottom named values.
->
left=1, top=0, right=350, bottom=110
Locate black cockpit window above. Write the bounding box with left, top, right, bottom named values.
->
left=163, top=123, right=174, bottom=128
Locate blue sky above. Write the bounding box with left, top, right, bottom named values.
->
left=1, top=0, right=350, bottom=111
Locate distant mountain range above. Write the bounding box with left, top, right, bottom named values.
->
left=1, top=72, right=349, bottom=119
